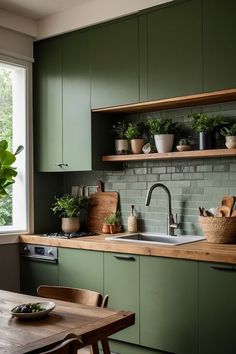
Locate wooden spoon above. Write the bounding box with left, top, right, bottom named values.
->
left=216, top=205, right=231, bottom=217
left=231, top=210, right=236, bottom=217
left=221, top=196, right=235, bottom=215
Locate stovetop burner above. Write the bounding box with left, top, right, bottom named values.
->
left=41, top=231, right=97, bottom=239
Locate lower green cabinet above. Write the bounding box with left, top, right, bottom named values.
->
left=199, top=262, right=236, bottom=354
left=140, top=256, right=198, bottom=354
left=58, top=248, right=103, bottom=294
left=104, top=253, right=139, bottom=344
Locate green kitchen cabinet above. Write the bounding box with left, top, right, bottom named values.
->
left=147, top=0, right=202, bottom=100
left=91, top=17, right=139, bottom=108
left=203, top=0, right=236, bottom=92
left=199, top=262, right=236, bottom=354
left=140, top=256, right=198, bottom=354
left=34, top=38, right=63, bottom=172
left=34, top=30, right=91, bottom=172
left=104, top=253, right=139, bottom=344
left=58, top=248, right=103, bottom=294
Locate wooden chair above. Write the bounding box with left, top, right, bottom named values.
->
left=39, top=337, right=83, bottom=354
left=37, top=285, right=111, bottom=354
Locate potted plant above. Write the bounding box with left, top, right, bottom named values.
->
left=102, top=212, right=120, bottom=234
left=112, top=121, right=129, bottom=155
left=191, top=113, right=224, bottom=150
left=220, top=123, right=236, bottom=149
left=124, top=122, right=145, bottom=154
left=146, top=117, right=176, bottom=153
left=51, top=194, right=89, bottom=233
left=176, top=138, right=192, bottom=152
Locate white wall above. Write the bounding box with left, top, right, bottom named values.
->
left=37, top=0, right=173, bottom=39
left=0, top=26, right=33, bottom=60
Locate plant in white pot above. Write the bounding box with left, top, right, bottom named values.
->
left=51, top=194, right=89, bottom=233
left=147, top=117, right=176, bottom=153
left=112, top=121, right=129, bottom=155
left=124, top=122, right=145, bottom=154
left=220, top=123, right=236, bottom=149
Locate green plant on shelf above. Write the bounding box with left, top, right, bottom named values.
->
left=146, top=117, right=176, bottom=136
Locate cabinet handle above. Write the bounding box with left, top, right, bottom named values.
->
left=114, top=255, right=136, bottom=261
left=55, top=163, right=68, bottom=167
left=210, top=265, right=236, bottom=272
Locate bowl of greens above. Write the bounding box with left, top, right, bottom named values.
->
left=11, top=301, right=55, bottom=319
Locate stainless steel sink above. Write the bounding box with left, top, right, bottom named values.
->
left=106, top=233, right=205, bottom=246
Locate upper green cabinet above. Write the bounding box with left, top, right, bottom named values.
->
left=34, top=30, right=91, bottom=172
left=199, top=262, right=236, bottom=354
left=203, top=0, right=236, bottom=92
left=34, top=39, right=63, bottom=172
left=146, top=0, right=202, bottom=100
left=140, top=256, right=198, bottom=354
left=90, top=17, right=140, bottom=108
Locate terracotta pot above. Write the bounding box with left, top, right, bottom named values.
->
left=102, top=223, right=111, bottom=234
left=225, top=136, right=236, bottom=149
left=61, top=217, right=80, bottom=233
left=130, top=139, right=145, bottom=154
left=154, top=134, right=174, bottom=153
left=115, top=139, right=129, bottom=154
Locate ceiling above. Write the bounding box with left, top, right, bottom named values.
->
left=0, top=0, right=86, bottom=20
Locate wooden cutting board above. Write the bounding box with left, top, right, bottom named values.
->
left=87, top=192, right=119, bottom=233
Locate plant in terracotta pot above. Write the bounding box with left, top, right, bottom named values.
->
left=112, top=121, right=129, bottom=155
left=191, top=113, right=224, bottom=150
left=176, top=138, right=192, bottom=152
left=51, top=194, right=89, bottom=233
left=124, top=122, right=145, bottom=154
left=220, top=123, right=236, bottom=149
left=102, top=212, right=120, bottom=234
left=146, top=117, right=176, bottom=153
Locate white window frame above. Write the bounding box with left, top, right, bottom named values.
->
left=0, top=54, right=33, bottom=235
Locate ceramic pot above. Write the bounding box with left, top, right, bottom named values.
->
left=130, top=139, right=145, bottom=154
left=176, top=145, right=191, bottom=152
left=199, top=131, right=215, bottom=150
left=115, top=139, right=129, bottom=155
left=61, top=217, right=80, bottom=233
left=154, top=134, right=174, bottom=153
left=225, top=136, right=236, bottom=149
left=102, top=223, right=111, bottom=234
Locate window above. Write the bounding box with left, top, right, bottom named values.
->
left=0, top=60, right=29, bottom=233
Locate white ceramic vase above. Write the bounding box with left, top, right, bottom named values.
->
left=154, top=134, right=174, bottom=153
left=225, top=136, right=236, bottom=149
left=115, top=139, right=129, bottom=154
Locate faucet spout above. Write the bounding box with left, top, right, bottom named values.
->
left=145, top=183, right=179, bottom=236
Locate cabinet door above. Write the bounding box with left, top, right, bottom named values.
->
left=147, top=0, right=202, bottom=100
left=140, top=256, right=198, bottom=354
left=203, top=0, right=236, bottom=91
left=91, top=17, right=139, bottom=108
left=62, top=31, right=91, bottom=171
left=199, top=262, right=236, bottom=354
left=59, top=248, right=103, bottom=294
left=34, top=39, right=63, bottom=172
left=104, top=253, right=139, bottom=344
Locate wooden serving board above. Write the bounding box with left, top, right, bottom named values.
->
left=87, top=192, right=119, bottom=233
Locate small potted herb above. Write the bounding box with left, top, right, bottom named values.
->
left=112, top=121, right=129, bottom=155
left=176, top=138, right=192, bottom=152
left=191, top=113, right=224, bottom=150
left=146, top=117, right=176, bottom=153
left=124, top=122, right=145, bottom=154
left=102, top=212, right=120, bottom=234
left=51, top=194, right=89, bottom=233
left=220, top=123, right=236, bottom=149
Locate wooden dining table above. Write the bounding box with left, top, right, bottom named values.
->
left=0, top=290, right=135, bottom=353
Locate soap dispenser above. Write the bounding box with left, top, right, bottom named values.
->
left=128, top=205, right=137, bottom=233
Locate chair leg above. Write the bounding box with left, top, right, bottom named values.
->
left=101, top=339, right=111, bottom=354
left=91, top=343, right=100, bottom=354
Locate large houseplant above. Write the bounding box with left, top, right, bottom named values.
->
left=146, top=117, right=176, bottom=153
left=191, top=113, right=224, bottom=150
left=124, top=122, right=145, bottom=154
left=51, top=194, right=89, bottom=233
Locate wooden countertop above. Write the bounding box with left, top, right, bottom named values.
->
left=19, top=233, right=236, bottom=265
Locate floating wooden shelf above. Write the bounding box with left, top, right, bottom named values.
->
left=92, top=88, right=236, bottom=114
left=102, top=148, right=236, bottom=162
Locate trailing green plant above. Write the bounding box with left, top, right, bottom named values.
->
left=146, top=117, right=176, bottom=135
left=124, top=122, right=145, bottom=140
left=104, top=212, right=119, bottom=225
left=51, top=194, right=89, bottom=218
left=191, top=113, right=224, bottom=132
left=220, top=123, right=236, bottom=136
left=0, top=140, right=24, bottom=198
left=112, top=121, right=127, bottom=139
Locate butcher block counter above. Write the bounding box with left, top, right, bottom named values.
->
left=19, top=233, right=236, bottom=265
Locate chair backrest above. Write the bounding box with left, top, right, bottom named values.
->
left=40, top=337, right=83, bottom=354
left=37, top=285, right=103, bottom=307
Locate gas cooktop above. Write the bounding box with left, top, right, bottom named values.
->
left=40, top=231, right=97, bottom=239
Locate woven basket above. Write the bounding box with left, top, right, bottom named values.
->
left=199, top=216, right=236, bottom=244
